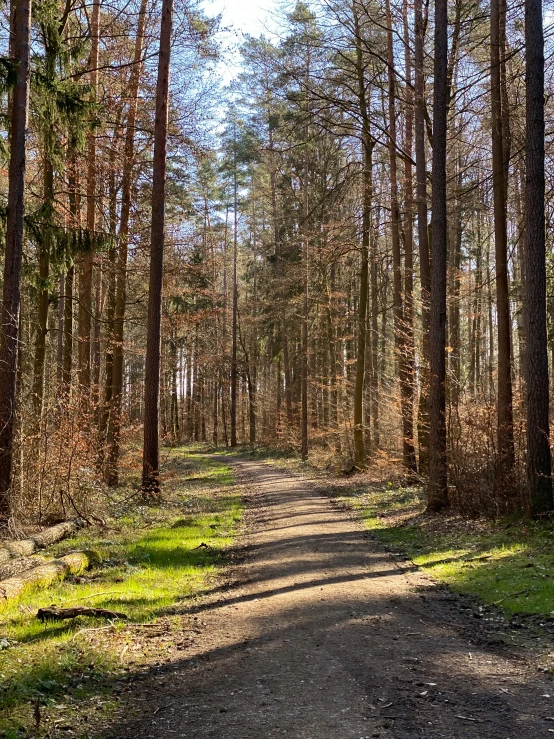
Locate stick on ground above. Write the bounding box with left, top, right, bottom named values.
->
left=37, top=605, right=128, bottom=621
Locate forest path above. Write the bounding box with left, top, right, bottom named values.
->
left=108, top=459, right=554, bottom=739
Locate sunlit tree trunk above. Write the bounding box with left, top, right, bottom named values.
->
left=142, top=0, right=174, bottom=493
left=106, top=0, right=148, bottom=485
left=523, top=0, right=552, bottom=514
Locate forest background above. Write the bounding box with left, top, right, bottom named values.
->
left=0, top=0, right=552, bottom=527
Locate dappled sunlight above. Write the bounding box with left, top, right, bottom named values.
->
left=97, top=460, right=554, bottom=739
left=0, top=453, right=243, bottom=736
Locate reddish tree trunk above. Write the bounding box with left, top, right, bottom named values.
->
left=142, top=0, right=174, bottom=493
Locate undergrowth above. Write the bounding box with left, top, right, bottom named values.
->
left=0, top=449, right=242, bottom=738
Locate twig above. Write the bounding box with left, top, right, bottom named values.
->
left=455, top=715, right=485, bottom=723
left=71, top=625, right=116, bottom=642
left=494, top=588, right=537, bottom=605
left=61, top=591, right=121, bottom=605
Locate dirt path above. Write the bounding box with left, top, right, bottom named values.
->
left=105, top=459, right=554, bottom=739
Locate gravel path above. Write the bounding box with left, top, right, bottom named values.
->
left=105, top=459, right=554, bottom=739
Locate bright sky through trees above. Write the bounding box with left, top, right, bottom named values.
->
left=206, top=0, right=278, bottom=35
left=204, top=0, right=278, bottom=84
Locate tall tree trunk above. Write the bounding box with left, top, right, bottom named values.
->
left=78, top=0, right=100, bottom=394
left=427, top=0, right=449, bottom=511
left=100, top=138, right=119, bottom=468
left=0, top=0, right=32, bottom=518
left=370, top=216, right=380, bottom=451
left=385, top=0, right=416, bottom=471
left=523, top=0, right=552, bottom=514
left=415, top=0, right=430, bottom=472
left=106, top=0, right=148, bottom=485
left=402, top=0, right=416, bottom=473
left=142, top=0, right=174, bottom=493
left=353, top=2, right=372, bottom=468
left=301, top=58, right=310, bottom=461
left=491, top=0, right=515, bottom=489
left=230, top=135, right=238, bottom=448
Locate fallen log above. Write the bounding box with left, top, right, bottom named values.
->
left=0, top=552, right=91, bottom=602
left=0, top=554, right=50, bottom=580
left=37, top=606, right=127, bottom=621
left=0, top=519, right=85, bottom=566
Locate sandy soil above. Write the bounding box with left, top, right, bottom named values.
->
left=103, top=459, right=554, bottom=739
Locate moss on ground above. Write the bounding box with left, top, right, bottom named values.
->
left=0, top=450, right=242, bottom=738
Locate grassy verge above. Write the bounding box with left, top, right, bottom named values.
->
left=0, top=449, right=242, bottom=738
left=327, top=478, right=554, bottom=621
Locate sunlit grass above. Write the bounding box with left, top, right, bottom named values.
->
left=0, top=449, right=242, bottom=737
left=334, top=482, right=554, bottom=619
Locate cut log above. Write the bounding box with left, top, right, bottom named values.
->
left=0, top=519, right=85, bottom=566
left=0, top=554, right=49, bottom=580
left=0, top=551, right=91, bottom=602
left=37, top=605, right=127, bottom=621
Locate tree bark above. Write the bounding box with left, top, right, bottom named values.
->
left=523, top=0, right=552, bottom=514
left=353, top=3, right=372, bottom=468
left=491, top=0, right=515, bottom=487
left=230, top=134, right=238, bottom=448
left=385, top=0, right=415, bottom=471
left=0, top=0, right=32, bottom=515
left=415, top=0, right=430, bottom=472
left=427, top=0, right=449, bottom=511
left=142, top=0, right=174, bottom=493
left=78, top=0, right=100, bottom=395
left=106, top=0, right=148, bottom=485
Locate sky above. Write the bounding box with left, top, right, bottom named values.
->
left=205, top=0, right=278, bottom=36
left=202, top=0, right=279, bottom=84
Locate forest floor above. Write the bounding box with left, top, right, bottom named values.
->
left=0, top=452, right=243, bottom=738
left=96, top=456, right=554, bottom=739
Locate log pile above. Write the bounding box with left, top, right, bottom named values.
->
left=0, top=552, right=91, bottom=601
left=0, top=519, right=85, bottom=566
left=0, top=554, right=50, bottom=580
left=0, top=520, right=93, bottom=604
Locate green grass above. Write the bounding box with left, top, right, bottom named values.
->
left=334, top=480, right=554, bottom=619
left=0, top=449, right=242, bottom=737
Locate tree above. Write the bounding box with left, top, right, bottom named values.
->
left=427, top=0, right=449, bottom=512
left=491, top=0, right=515, bottom=489
left=142, top=0, right=174, bottom=493
left=414, top=0, right=430, bottom=473
left=78, top=0, right=100, bottom=395
left=352, top=0, right=373, bottom=469
left=106, top=0, right=149, bottom=485
left=0, top=0, right=33, bottom=519
left=523, top=0, right=553, bottom=514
